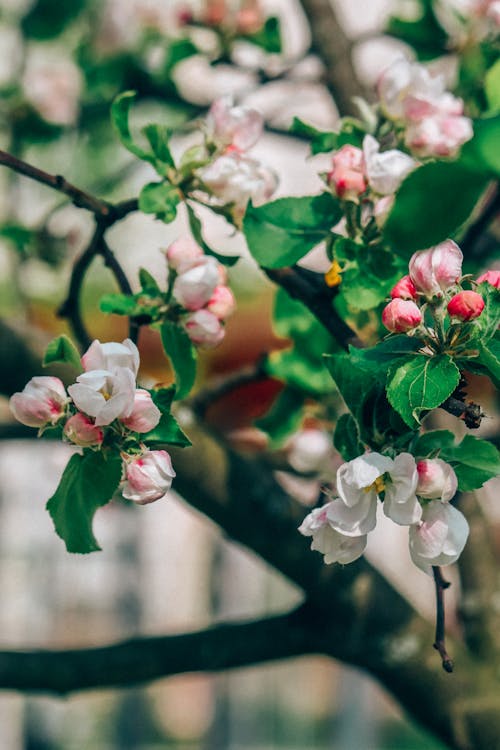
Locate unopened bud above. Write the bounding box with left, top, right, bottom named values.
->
left=391, top=275, right=418, bottom=300
left=327, top=145, right=367, bottom=201
left=64, top=413, right=104, bottom=446
left=416, top=458, right=457, bottom=501
left=476, top=269, right=500, bottom=289
left=447, top=290, right=485, bottom=321
left=409, top=240, right=463, bottom=297
left=206, top=285, right=236, bottom=319
left=382, top=298, right=422, bottom=332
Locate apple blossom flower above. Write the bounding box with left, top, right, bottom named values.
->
left=206, top=96, right=264, bottom=152
left=68, top=367, right=136, bottom=426
left=363, top=135, right=416, bottom=195
left=299, top=504, right=367, bottom=564
left=122, top=450, right=176, bottom=505
left=476, top=269, right=500, bottom=288
left=63, top=413, right=104, bottom=447
left=183, top=309, right=226, bottom=347
left=206, top=285, right=236, bottom=320
left=81, top=338, right=139, bottom=377
left=120, top=389, right=161, bottom=433
left=391, top=275, right=418, bottom=300
left=10, top=376, right=68, bottom=428
left=382, top=299, right=422, bottom=332
left=405, top=115, right=473, bottom=158
left=22, top=52, right=82, bottom=126
left=377, top=58, right=472, bottom=158
left=447, top=290, right=485, bottom=321
left=409, top=240, right=463, bottom=297
left=166, top=237, right=204, bottom=274
left=329, top=453, right=394, bottom=536
left=383, top=453, right=422, bottom=525
left=409, top=501, right=469, bottom=574
left=327, top=144, right=367, bottom=201
left=199, top=152, right=278, bottom=214
left=287, top=428, right=334, bottom=474
left=173, top=257, right=221, bottom=311
left=416, top=459, right=458, bottom=501
left=236, top=2, right=264, bottom=34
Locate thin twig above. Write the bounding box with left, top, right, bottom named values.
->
left=432, top=566, right=453, bottom=673
left=461, top=185, right=500, bottom=260
left=100, top=237, right=139, bottom=344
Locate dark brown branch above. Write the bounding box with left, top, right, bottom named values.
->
left=298, top=0, right=367, bottom=115
left=432, top=566, right=453, bottom=673
left=461, top=185, right=500, bottom=260
left=265, top=266, right=356, bottom=349
left=0, top=606, right=317, bottom=694
left=0, top=149, right=113, bottom=218
left=100, top=237, right=139, bottom=344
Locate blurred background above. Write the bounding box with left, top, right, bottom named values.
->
left=0, top=0, right=497, bottom=747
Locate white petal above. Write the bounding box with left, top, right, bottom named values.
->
left=326, top=495, right=377, bottom=536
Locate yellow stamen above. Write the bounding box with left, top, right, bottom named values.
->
left=364, top=476, right=386, bottom=494
left=325, top=259, right=342, bottom=288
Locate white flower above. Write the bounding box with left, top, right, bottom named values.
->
left=299, top=504, right=367, bottom=564
left=173, top=257, right=221, bottom=311
left=363, top=135, right=416, bottom=195
left=10, top=376, right=67, bottom=428
left=122, top=450, right=176, bottom=505
left=378, top=58, right=446, bottom=121
left=68, top=367, right=136, bottom=426
left=331, top=453, right=393, bottom=536
left=81, top=338, right=139, bottom=376
left=409, top=501, right=469, bottom=574
left=22, top=50, right=82, bottom=126
left=416, top=458, right=458, bottom=501
left=383, top=453, right=422, bottom=526
left=206, top=96, right=264, bottom=152
left=199, top=152, right=278, bottom=213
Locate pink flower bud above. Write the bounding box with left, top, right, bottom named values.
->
left=120, top=389, right=161, bottom=433
left=447, top=290, right=485, bottom=321
left=382, top=299, right=422, bottom=332
left=64, top=413, right=104, bottom=446
left=416, top=459, right=458, bottom=501
left=390, top=275, right=418, bottom=300
left=122, top=450, right=176, bottom=505
left=327, top=145, right=367, bottom=201
left=10, top=376, right=67, bottom=428
left=409, top=240, right=463, bottom=297
left=166, top=237, right=204, bottom=274
left=173, top=257, right=220, bottom=311
left=206, top=285, right=236, bottom=320
left=476, top=270, right=500, bottom=288
left=236, top=6, right=263, bottom=34
left=405, top=115, right=473, bottom=158
left=183, top=309, right=225, bottom=348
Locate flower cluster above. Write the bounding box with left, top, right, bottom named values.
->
left=166, top=236, right=236, bottom=347
left=9, top=339, right=176, bottom=506
left=382, top=239, right=498, bottom=345
left=327, top=135, right=416, bottom=204
left=378, top=58, right=473, bottom=158
left=178, top=0, right=264, bottom=35
left=299, top=451, right=469, bottom=574
left=197, top=96, right=277, bottom=221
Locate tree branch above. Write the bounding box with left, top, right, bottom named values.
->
left=0, top=606, right=319, bottom=694
left=298, top=0, right=367, bottom=116
left=432, top=566, right=454, bottom=673
left=264, top=266, right=356, bottom=349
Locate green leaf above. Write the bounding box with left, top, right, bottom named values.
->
left=163, top=38, right=198, bottom=75
left=46, top=451, right=122, bottom=554
left=160, top=321, right=197, bottom=400
left=22, top=0, right=86, bottom=38
left=384, top=161, right=489, bottom=255
left=43, top=335, right=82, bottom=372
left=290, top=118, right=338, bottom=154
left=139, top=182, right=181, bottom=223
left=243, top=193, right=341, bottom=268
left=142, top=124, right=175, bottom=171
left=334, top=413, right=364, bottom=461
left=244, top=16, right=282, bottom=53
left=100, top=294, right=138, bottom=316
left=186, top=203, right=239, bottom=266
left=477, top=339, right=500, bottom=388
left=471, top=283, right=500, bottom=344
left=111, top=92, right=154, bottom=163
left=386, top=354, right=460, bottom=428
left=414, top=429, right=455, bottom=457
left=485, top=58, right=500, bottom=111
left=139, top=268, right=161, bottom=293
left=462, top=115, right=500, bottom=177
left=255, top=386, right=305, bottom=448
